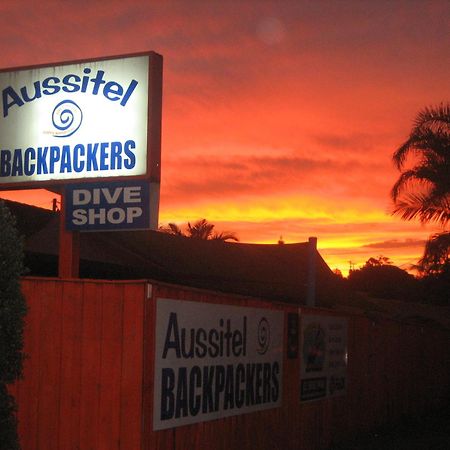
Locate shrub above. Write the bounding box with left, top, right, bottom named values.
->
left=0, top=200, right=27, bottom=450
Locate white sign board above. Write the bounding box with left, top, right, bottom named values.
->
left=300, top=314, right=347, bottom=401
left=154, top=298, right=284, bottom=430
left=0, top=54, right=154, bottom=185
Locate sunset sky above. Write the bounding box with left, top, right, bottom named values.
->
left=0, top=0, right=449, bottom=275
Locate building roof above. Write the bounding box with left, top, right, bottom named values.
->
left=3, top=199, right=338, bottom=306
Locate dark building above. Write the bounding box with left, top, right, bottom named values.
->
left=3, top=199, right=339, bottom=306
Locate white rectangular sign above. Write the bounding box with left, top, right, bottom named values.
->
left=153, top=298, right=284, bottom=430
left=0, top=54, right=152, bottom=185
left=300, top=314, right=348, bottom=401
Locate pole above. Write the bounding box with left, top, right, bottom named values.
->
left=58, top=187, right=79, bottom=278
left=306, top=236, right=317, bottom=307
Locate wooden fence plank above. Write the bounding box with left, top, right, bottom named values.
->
left=36, top=279, right=62, bottom=450
left=58, top=281, right=84, bottom=450
left=97, top=283, right=124, bottom=450
left=17, top=279, right=43, bottom=450
left=119, top=283, right=145, bottom=450
left=79, top=281, right=103, bottom=450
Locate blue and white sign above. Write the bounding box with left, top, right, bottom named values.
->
left=65, top=180, right=151, bottom=231
left=153, top=298, right=284, bottom=430
left=0, top=54, right=153, bottom=185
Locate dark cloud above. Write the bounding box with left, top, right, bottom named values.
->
left=363, top=239, right=427, bottom=250
left=162, top=152, right=391, bottom=205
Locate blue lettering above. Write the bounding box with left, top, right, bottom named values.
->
left=37, top=147, right=49, bottom=174
left=11, top=150, right=23, bottom=176
left=42, top=77, right=60, bottom=95
left=81, top=68, right=91, bottom=93
left=62, top=74, right=81, bottom=93
left=90, top=70, right=106, bottom=95
left=86, top=143, right=99, bottom=171
left=20, top=82, right=41, bottom=102
left=160, top=368, right=175, bottom=420
left=120, top=79, right=138, bottom=106
left=99, top=142, right=109, bottom=170
left=24, top=148, right=36, bottom=176
left=103, top=81, right=123, bottom=101
left=123, top=140, right=136, bottom=169
left=0, top=150, right=11, bottom=176
left=1, top=138, right=140, bottom=178
left=110, top=141, right=122, bottom=169
left=49, top=146, right=60, bottom=173
left=73, top=144, right=85, bottom=172
left=189, top=366, right=202, bottom=416
left=60, top=145, right=72, bottom=173
left=175, top=367, right=188, bottom=418
left=2, top=69, right=139, bottom=117
left=2, top=87, right=24, bottom=117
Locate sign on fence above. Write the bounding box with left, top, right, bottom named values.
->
left=153, top=298, right=284, bottom=430
left=300, top=314, right=347, bottom=401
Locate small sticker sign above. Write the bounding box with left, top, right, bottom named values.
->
left=300, top=314, right=347, bottom=401
left=65, top=179, right=150, bottom=231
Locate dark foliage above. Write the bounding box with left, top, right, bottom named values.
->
left=418, top=263, right=450, bottom=305
left=0, top=384, right=20, bottom=450
left=348, top=258, right=418, bottom=301
left=159, top=218, right=239, bottom=242
left=0, top=200, right=27, bottom=449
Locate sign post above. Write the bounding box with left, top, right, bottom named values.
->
left=58, top=187, right=79, bottom=277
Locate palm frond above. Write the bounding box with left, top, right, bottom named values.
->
left=211, top=231, right=239, bottom=242
left=390, top=164, right=444, bottom=201
left=418, top=231, right=450, bottom=274
left=412, top=102, right=450, bottom=135
left=393, top=128, right=450, bottom=170
left=392, top=192, right=450, bottom=226
left=159, top=223, right=185, bottom=236
left=187, top=219, right=215, bottom=239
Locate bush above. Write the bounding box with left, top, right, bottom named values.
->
left=0, top=200, right=27, bottom=449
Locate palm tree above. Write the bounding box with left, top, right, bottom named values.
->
left=159, top=218, right=239, bottom=242
left=391, top=102, right=449, bottom=273
left=159, top=223, right=184, bottom=236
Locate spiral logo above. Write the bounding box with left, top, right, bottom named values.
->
left=256, top=317, right=270, bottom=355
left=52, top=100, right=83, bottom=137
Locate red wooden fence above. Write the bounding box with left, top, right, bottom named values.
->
left=11, top=277, right=450, bottom=449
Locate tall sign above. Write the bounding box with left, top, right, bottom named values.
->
left=0, top=52, right=162, bottom=188
left=154, top=298, right=284, bottom=430
left=1, top=52, right=162, bottom=276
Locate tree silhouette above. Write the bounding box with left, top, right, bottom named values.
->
left=363, top=256, right=393, bottom=267
left=391, top=102, right=449, bottom=274
left=159, top=218, right=239, bottom=242
left=348, top=256, right=417, bottom=300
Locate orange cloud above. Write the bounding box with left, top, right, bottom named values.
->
left=1, top=1, right=448, bottom=277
